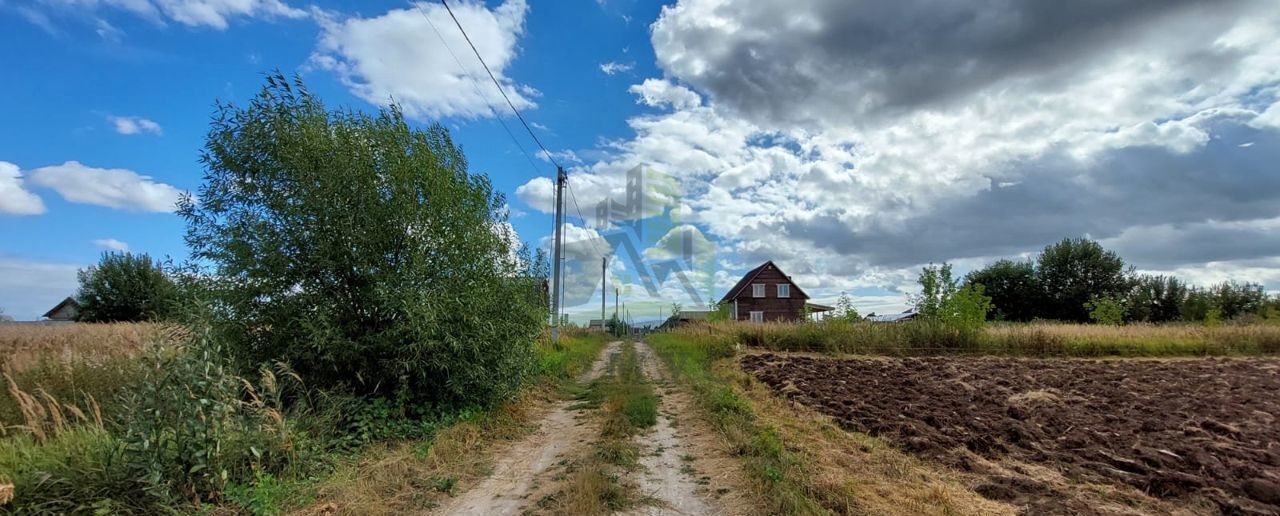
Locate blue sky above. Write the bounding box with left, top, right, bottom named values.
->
left=3, top=0, right=1280, bottom=322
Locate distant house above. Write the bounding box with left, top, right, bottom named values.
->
left=720, top=261, right=830, bottom=322
left=657, top=310, right=712, bottom=330
left=868, top=309, right=918, bottom=323
left=43, top=297, right=80, bottom=322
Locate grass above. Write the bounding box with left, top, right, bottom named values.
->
left=647, top=331, right=1015, bottom=515
left=0, top=322, right=171, bottom=372
left=550, top=340, right=656, bottom=514
left=0, top=326, right=613, bottom=515
left=685, top=319, right=1280, bottom=357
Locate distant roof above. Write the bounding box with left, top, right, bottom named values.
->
left=868, top=309, right=918, bottom=322
left=720, top=261, right=811, bottom=302
left=678, top=310, right=711, bottom=320
left=805, top=303, right=834, bottom=312
left=42, top=297, right=79, bottom=319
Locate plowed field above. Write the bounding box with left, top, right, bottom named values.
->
left=739, top=354, right=1280, bottom=514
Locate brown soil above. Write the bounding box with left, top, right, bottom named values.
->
left=740, top=354, right=1280, bottom=515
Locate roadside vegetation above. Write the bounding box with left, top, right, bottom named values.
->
left=0, top=74, right=571, bottom=515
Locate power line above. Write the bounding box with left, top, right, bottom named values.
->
left=566, top=179, right=607, bottom=258
left=439, top=0, right=561, bottom=170
left=412, top=2, right=544, bottom=178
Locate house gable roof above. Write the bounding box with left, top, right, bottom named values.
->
left=720, top=261, right=811, bottom=302
left=42, top=297, right=80, bottom=319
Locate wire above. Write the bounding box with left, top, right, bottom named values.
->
left=412, top=2, right=545, bottom=178
left=566, top=179, right=607, bottom=258
left=439, top=0, right=561, bottom=170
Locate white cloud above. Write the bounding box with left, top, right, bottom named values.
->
left=92, top=238, right=130, bottom=252
left=24, top=0, right=305, bottom=30
left=0, top=161, right=46, bottom=215
left=515, top=175, right=555, bottom=213
left=109, top=115, right=163, bottom=135
left=548, top=0, right=1280, bottom=297
left=599, top=61, right=633, bottom=75
left=27, top=161, right=184, bottom=212
left=311, top=0, right=534, bottom=120
left=628, top=79, right=700, bottom=110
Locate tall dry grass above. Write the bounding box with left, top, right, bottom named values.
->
left=668, top=320, right=1280, bottom=357
left=0, top=322, right=175, bottom=372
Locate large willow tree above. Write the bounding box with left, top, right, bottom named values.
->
left=179, top=74, right=547, bottom=410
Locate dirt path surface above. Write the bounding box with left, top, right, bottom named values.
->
left=741, top=353, right=1280, bottom=515
left=624, top=340, right=752, bottom=514
left=435, top=341, right=622, bottom=515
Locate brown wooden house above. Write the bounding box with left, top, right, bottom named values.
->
left=720, top=261, right=829, bottom=322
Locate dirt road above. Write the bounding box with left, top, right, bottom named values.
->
left=436, top=341, right=747, bottom=515
left=435, top=341, right=621, bottom=515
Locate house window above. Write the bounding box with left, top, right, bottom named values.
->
left=749, top=311, right=764, bottom=322
left=777, top=284, right=790, bottom=298
left=752, top=284, right=765, bottom=297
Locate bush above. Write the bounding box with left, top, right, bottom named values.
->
left=117, top=331, right=304, bottom=505
left=75, top=252, right=178, bottom=323
left=178, top=74, right=547, bottom=411
left=1085, top=296, right=1126, bottom=325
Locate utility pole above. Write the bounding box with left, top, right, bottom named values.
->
left=601, top=257, right=607, bottom=324
left=550, top=166, right=566, bottom=344
left=614, top=287, right=619, bottom=319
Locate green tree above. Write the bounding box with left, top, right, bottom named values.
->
left=75, top=252, right=177, bottom=323
left=178, top=74, right=546, bottom=410
left=1209, top=281, right=1266, bottom=319
left=1035, top=238, right=1131, bottom=322
left=943, top=283, right=993, bottom=332
left=834, top=292, right=860, bottom=321
left=1126, top=275, right=1186, bottom=323
left=705, top=301, right=733, bottom=322
left=911, top=263, right=956, bottom=318
left=1085, top=296, right=1126, bottom=325
left=964, top=259, right=1039, bottom=321
left=913, top=263, right=991, bottom=330
left=1179, top=287, right=1214, bottom=322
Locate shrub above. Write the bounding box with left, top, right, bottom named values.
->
left=117, top=328, right=304, bottom=506
left=1085, top=296, right=1126, bottom=325
left=75, top=252, right=178, bottom=323
left=178, top=74, right=547, bottom=411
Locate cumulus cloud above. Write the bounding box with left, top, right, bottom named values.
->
left=22, top=0, right=305, bottom=31
left=92, top=238, right=130, bottom=252
left=548, top=0, right=1280, bottom=302
left=27, top=161, right=184, bottom=212
left=515, top=175, right=555, bottom=213
left=311, top=0, right=534, bottom=120
left=109, top=115, right=162, bottom=135
left=0, top=161, right=46, bottom=215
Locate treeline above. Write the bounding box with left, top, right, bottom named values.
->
left=964, top=238, right=1279, bottom=324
